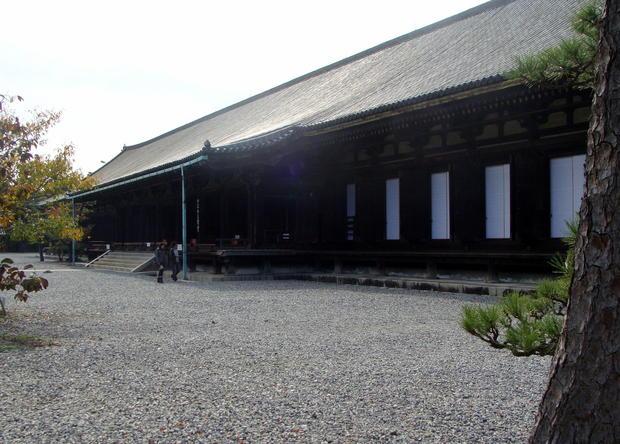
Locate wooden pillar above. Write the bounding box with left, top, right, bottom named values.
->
left=334, top=257, right=343, bottom=274
left=219, top=188, right=228, bottom=245
left=426, top=261, right=438, bottom=279
left=452, top=154, right=484, bottom=245
left=357, top=175, right=382, bottom=244
left=254, top=185, right=265, bottom=248
left=514, top=148, right=548, bottom=246
left=261, top=258, right=272, bottom=274
left=155, top=200, right=161, bottom=242
left=403, top=165, right=430, bottom=244
left=486, top=261, right=498, bottom=282
left=246, top=183, right=257, bottom=248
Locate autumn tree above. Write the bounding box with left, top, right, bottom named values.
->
left=10, top=201, right=85, bottom=262
left=0, top=95, right=60, bottom=229
left=0, top=95, right=55, bottom=314
left=8, top=145, right=93, bottom=261
left=0, top=96, right=94, bottom=260
left=0, top=258, right=48, bottom=316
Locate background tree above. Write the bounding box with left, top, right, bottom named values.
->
left=0, top=96, right=94, bottom=259
left=10, top=202, right=86, bottom=262
left=0, top=95, right=60, bottom=229
left=0, top=95, right=58, bottom=314
left=530, top=0, right=620, bottom=440
left=7, top=145, right=93, bottom=260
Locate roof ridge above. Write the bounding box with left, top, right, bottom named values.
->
left=123, top=0, right=514, bottom=152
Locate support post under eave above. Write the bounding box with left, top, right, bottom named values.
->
left=71, top=198, right=76, bottom=266
left=181, top=166, right=188, bottom=280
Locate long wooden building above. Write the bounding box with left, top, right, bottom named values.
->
left=75, top=0, right=590, bottom=280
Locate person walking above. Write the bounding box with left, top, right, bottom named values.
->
left=154, top=241, right=168, bottom=283
left=169, top=241, right=181, bottom=281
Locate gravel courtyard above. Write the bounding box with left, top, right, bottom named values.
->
left=0, top=253, right=551, bottom=443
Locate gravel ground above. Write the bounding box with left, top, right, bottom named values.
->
left=0, top=253, right=551, bottom=443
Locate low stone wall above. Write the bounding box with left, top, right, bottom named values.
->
left=188, top=271, right=536, bottom=297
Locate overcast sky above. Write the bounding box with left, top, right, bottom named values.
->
left=3, top=0, right=486, bottom=174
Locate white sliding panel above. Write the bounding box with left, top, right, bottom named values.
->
left=431, top=172, right=450, bottom=239
left=485, top=164, right=511, bottom=239
left=550, top=154, right=585, bottom=238
left=385, top=178, right=400, bottom=240
left=550, top=157, right=573, bottom=238
left=346, top=183, right=356, bottom=240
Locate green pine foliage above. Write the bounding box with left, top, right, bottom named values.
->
left=508, top=2, right=602, bottom=89
left=461, top=222, right=577, bottom=356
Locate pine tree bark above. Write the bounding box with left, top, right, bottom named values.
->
left=530, top=1, right=620, bottom=442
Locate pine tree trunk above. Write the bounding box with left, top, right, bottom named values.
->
left=530, top=1, right=620, bottom=442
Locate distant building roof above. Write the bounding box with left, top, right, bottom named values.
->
left=93, top=0, right=584, bottom=186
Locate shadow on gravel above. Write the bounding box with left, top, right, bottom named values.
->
left=0, top=333, right=57, bottom=352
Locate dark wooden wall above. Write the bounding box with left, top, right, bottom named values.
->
left=83, top=86, right=589, bottom=261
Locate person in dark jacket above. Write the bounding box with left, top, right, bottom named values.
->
left=154, top=241, right=169, bottom=283
left=169, top=241, right=181, bottom=281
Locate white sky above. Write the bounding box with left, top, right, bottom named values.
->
left=3, top=0, right=486, bottom=174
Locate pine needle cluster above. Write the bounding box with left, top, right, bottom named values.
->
left=461, top=222, right=576, bottom=357
left=508, top=2, right=602, bottom=89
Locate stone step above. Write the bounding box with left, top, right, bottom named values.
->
left=107, top=253, right=153, bottom=259
left=93, top=259, right=144, bottom=268
left=98, top=254, right=148, bottom=260
left=88, top=251, right=154, bottom=273
left=94, top=257, right=145, bottom=264
left=89, top=264, right=134, bottom=272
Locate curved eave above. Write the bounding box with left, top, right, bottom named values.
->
left=77, top=127, right=301, bottom=196
left=210, top=126, right=299, bottom=153
left=303, top=75, right=507, bottom=133
left=71, top=152, right=209, bottom=199
left=83, top=76, right=515, bottom=196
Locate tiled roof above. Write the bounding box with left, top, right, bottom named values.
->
left=93, top=0, right=585, bottom=186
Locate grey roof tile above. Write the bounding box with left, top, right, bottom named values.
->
left=93, top=0, right=586, bottom=186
